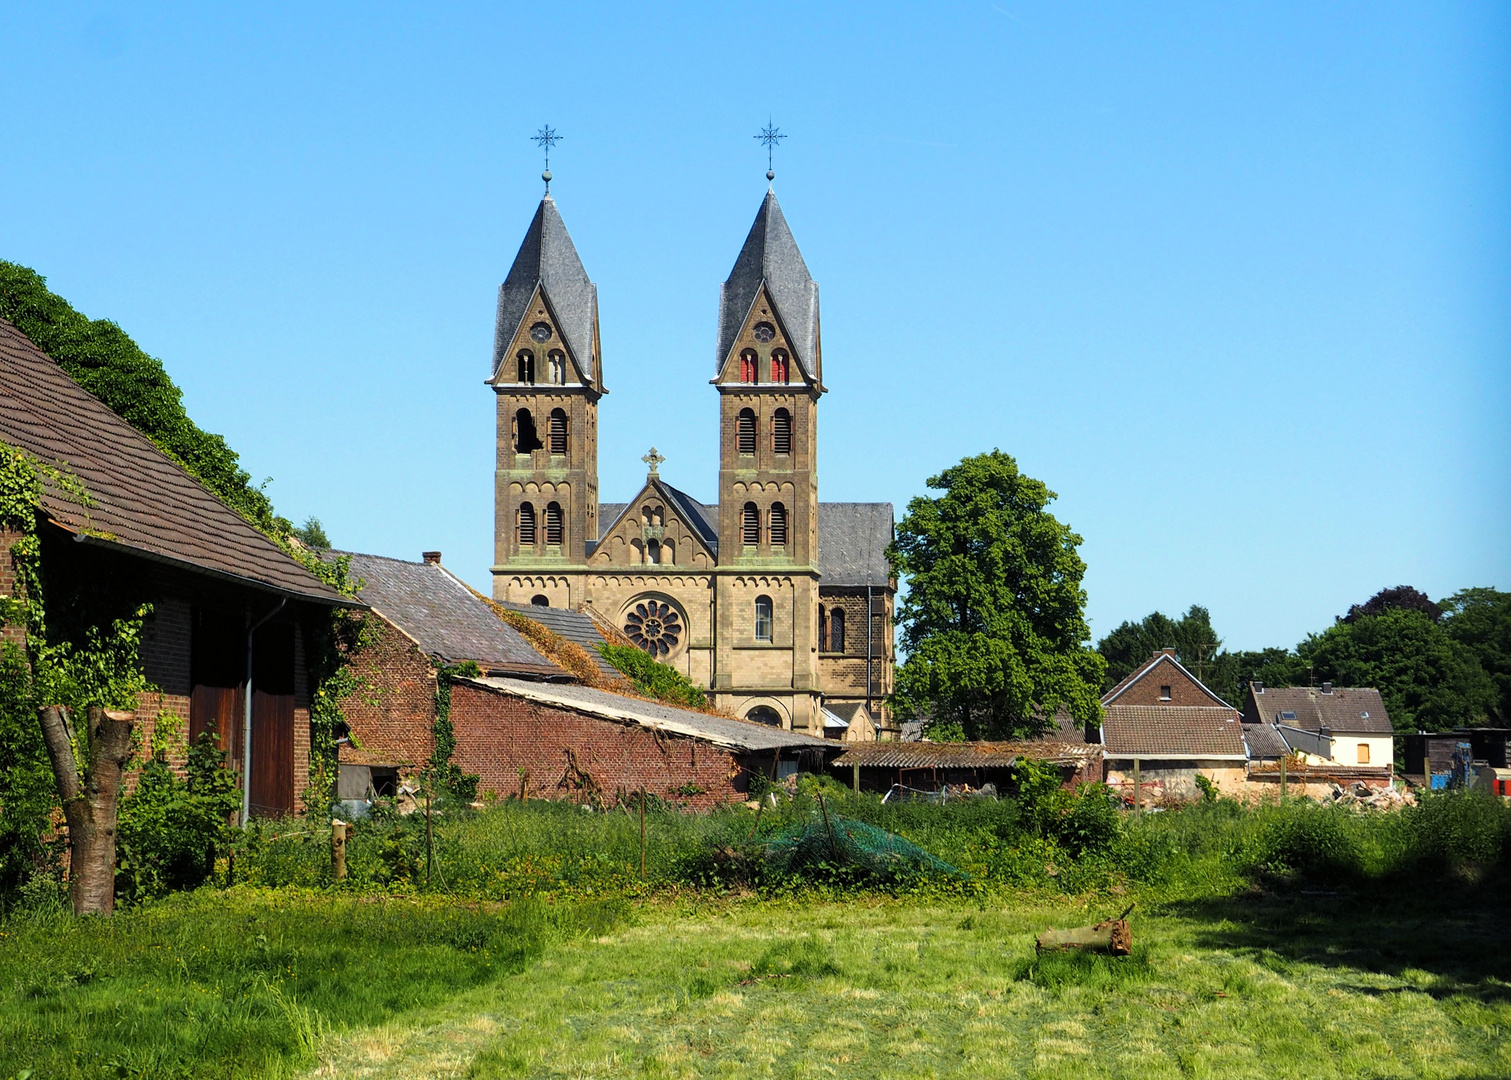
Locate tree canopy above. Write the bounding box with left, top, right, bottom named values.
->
left=1096, top=605, right=1236, bottom=698
left=1343, top=585, right=1442, bottom=625
left=0, top=261, right=287, bottom=535
left=887, top=450, right=1105, bottom=740
left=1440, top=588, right=1511, bottom=725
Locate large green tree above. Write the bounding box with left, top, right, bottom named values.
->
left=888, top=450, right=1105, bottom=740
left=1298, top=607, right=1496, bottom=732
left=1440, top=587, right=1511, bottom=725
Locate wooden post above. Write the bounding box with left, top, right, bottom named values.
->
left=1279, top=755, right=1287, bottom=799
left=1133, top=758, right=1141, bottom=813
left=517, top=768, right=529, bottom=804
left=817, top=791, right=839, bottom=859
left=38, top=705, right=135, bottom=916
left=639, top=789, right=646, bottom=879
left=852, top=763, right=860, bottom=792
left=331, top=820, right=348, bottom=881
left=425, top=788, right=434, bottom=887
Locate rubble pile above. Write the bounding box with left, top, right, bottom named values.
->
left=1325, top=780, right=1416, bottom=810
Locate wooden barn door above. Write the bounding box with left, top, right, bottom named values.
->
left=248, top=622, right=296, bottom=817
left=191, top=608, right=244, bottom=765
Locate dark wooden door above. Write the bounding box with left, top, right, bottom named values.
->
left=248, top=622, right=296, bottom=817
left=191, top=608, right=245, bottom=764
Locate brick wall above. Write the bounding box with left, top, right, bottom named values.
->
left=449, top=681, right=751, bottom=810
left=1109, top=655, right=1226, bottom=708
left=340, top=614, right=438, bottom=774
left=1, top=528, right=27, bottom=647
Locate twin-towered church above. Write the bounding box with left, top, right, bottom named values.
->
left=487, top=185, right=895, bottom=739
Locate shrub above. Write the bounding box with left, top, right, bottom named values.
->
left=598, top=644, right=710, bottom=709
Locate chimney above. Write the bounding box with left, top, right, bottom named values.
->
left=1158, top=647, right=1177, bottom=658
left=1253, top=680, right=1264, bottom=694
left=422, top=551, right=442, bottom=565
left=1321, top=681, right=1333, bottom=694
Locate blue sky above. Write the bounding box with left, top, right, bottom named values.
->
left=2, top=2, right=1506, bottom=651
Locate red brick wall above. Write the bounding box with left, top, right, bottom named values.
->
left=339, top=614, right=438, bottom=774
left=449, top=681, right=750, bottom=810
left=1108, top=655, right=1228, bottom=708
left=1, top=528, right=27, bottom=648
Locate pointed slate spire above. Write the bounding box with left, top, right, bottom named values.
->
left=717, top=190, right=820, bottom=380
left=492, top=195, right=601, bottom=389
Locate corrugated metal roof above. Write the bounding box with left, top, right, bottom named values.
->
left=831, top=742, right=1021, bottom=769
left=0, top=317, right=355, bottom=607
left=463, top=676, right=836, bottom=754
left=338, top=551, right=558, bottom=674
left=1102, top=705, right=1247, bottom=758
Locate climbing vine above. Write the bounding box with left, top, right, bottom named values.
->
left=427, top=662, right=481, bottom=803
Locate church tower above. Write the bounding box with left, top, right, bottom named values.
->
left=710, top=190, right=826, bottom=732
left=488, top=194, right=604, bottom=608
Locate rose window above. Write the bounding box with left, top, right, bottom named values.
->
left=624, top=601, right=681, bottom=656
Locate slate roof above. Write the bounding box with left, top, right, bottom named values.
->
left=338, top=552, right=558, bottom=675
left=1101, top=705, right=1247, bottom=759
left=816, top=503, right=893, bottom=586
left=501, top=602, right=618, bottom=677
left=463, top=676, right=836, bottom=754
left=492, top=196, right=602, bottom=391
left=0, top=317, right=354, bottom=607
left=595, top=496, right=892, bottom=587
left=1245, top=686, right=1392, bottom=735
left=717, top=190, right=820, bottom=382
left=1242, top=723, right=1292, bottom=760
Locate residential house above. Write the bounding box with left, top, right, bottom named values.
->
left=0, top=317, right=358, bottom=819
left=1242, top=682, right=1393, bottom=784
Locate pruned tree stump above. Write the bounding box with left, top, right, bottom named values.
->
left=1035, top=905, right=1134, bottom=955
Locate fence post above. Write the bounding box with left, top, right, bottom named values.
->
left=331, top=820, right=348, bottom=881
left=639, top=789, right=646, bottom=880
left=1133, top=758, right=1141, bottom=813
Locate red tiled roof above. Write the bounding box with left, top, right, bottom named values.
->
left=0, top=317, right=353, bottom=606
left=1102, top=705, right=1246, bottom=758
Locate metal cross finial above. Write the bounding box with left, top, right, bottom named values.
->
left=642, top=447, right=665, bottom=477
left=755, top=118, right=785, bottom=182
left=532, top=125, right=562, bottom=192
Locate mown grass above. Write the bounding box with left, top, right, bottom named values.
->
left=0, top=889, right=624, bottom=1080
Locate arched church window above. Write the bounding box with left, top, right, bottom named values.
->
left=772, top=409, right=792, bottom=455
left=829, top=608, right=845, bottom=653
left=771, top=350, right=789, bottom=383
left=742, top=503, right=760, bottom=547
left=516, top=350, right=535, bottom=384
left=547, top=350, right=565, bottom=384
left=548, top=409, right=568, bottom=455
left=624, top=599, right=682, bottom=656
left=740, top=350, right=757, bottom=383
left=544, top=502, right=564, bottom=546
left=737, top=409, right=756, bottom=455
left=746, top=705, right=781, bottom=727
left=769, top=502, right=787, bottom=547
left=517, top=503, right=536, bottom=545
left=819, top=605, right=828, bottom=652
left=514, top=409, right=543, bottom=454
left=754, top=595, right=774, bottom=642
left=646, top=539, right=660, bottom=564
left=530, top=594, right=550, bottom=607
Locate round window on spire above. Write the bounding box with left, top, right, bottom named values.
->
left=752, top=322, right=776, bottom=343
left=530, top=322, right=553, bottom=343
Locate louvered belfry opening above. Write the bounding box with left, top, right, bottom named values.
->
left=548, top=408, right=568, bottom=454
left=737, top=408, right=756, bottom=454
left=772, top=408, right=792, bottom=455
left=742, top=502, right=760, bottom=546
left=544, top=502, right=564, bottom=545
left=769, top=502, right=787, bottom=547
left=517, top=502, right=537, bottom=545
left=514, top=408, right=542, bottom=453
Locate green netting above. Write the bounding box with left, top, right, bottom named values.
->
left=763, top=814, right=964, bottom=882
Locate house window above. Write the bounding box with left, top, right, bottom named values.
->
left=517, top=502, right=536, bottom=545
left=548, top=408, right=568, bottom=455
left=772, top=408, right=792, bottom=455
left=771, top=349, right=789, bottom=383
left=544, top=502, right=563, bottom=546
left=754, top=595, right=773, bottom=642
left=514, top=408, right=542, bottom=453
left=516, top=350, right=535, bottom=384
left=769, top=502, right=787, bottom=547
left=1159, top=685, right=1172, bottom=702
left=740, top=350, right=758, bottom=383
left=829, top=608, right=845, bottom=653
left=1358, top=743, right=1370, bottom=765
left=737, top=408, right=756, bottom=454
left=547, top=350, right=565, bottom=384
left=742, top=502, right=760, bottom=546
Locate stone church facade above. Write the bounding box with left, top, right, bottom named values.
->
left=487, top=188, right=895, bottom=739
